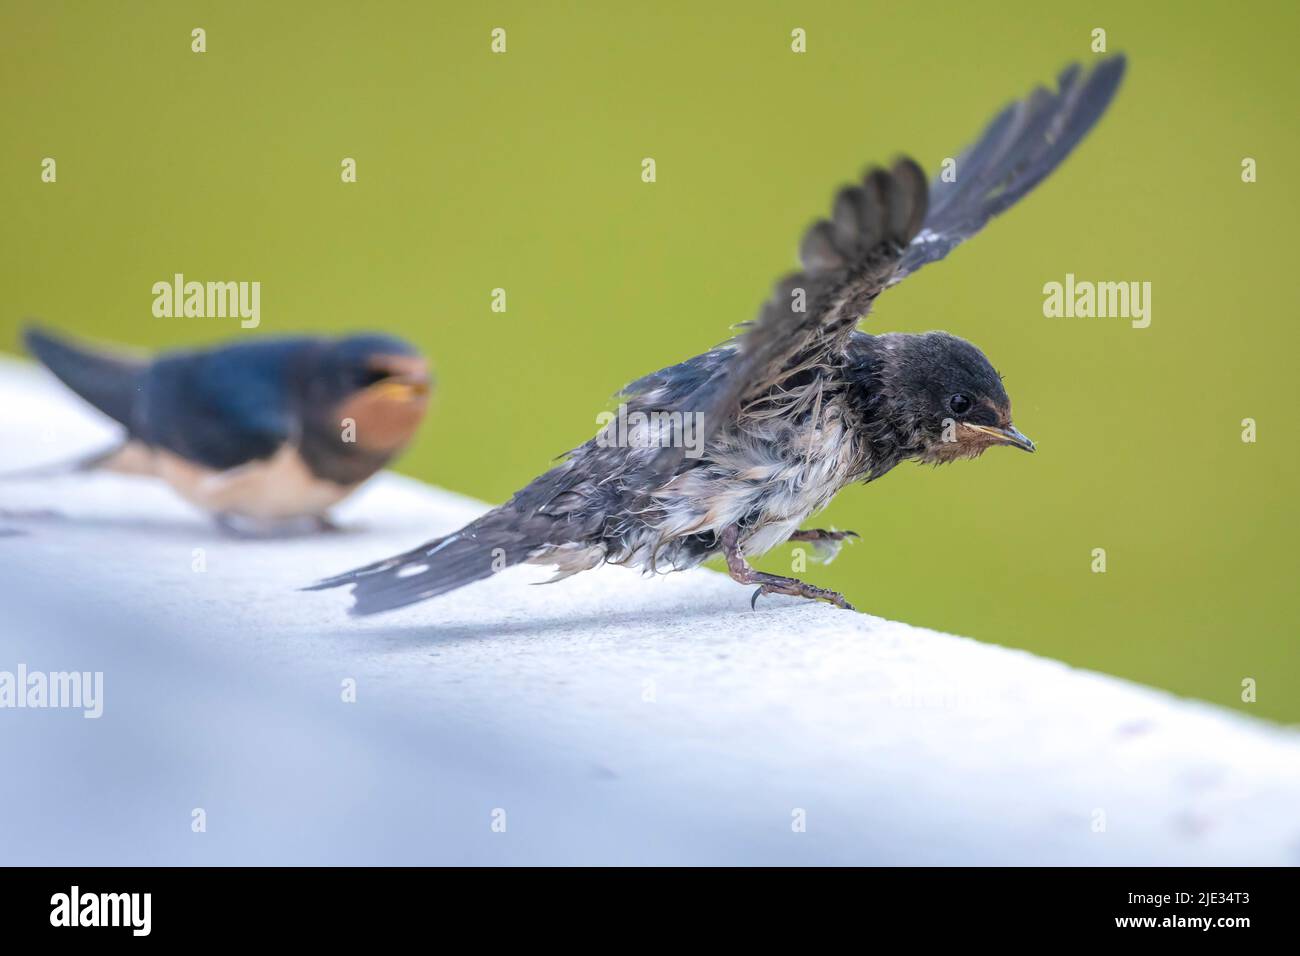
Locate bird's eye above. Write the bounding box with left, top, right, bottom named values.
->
left=949, top=394, right=971, bottom=415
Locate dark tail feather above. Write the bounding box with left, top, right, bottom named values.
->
left=304, top=508, right=536, bottom=616
left=24, top=325, right=147, bottom=429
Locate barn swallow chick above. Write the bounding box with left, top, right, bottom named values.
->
left=311, top=57, right=1125, bottom=613
left=20, top=328, right=431, bottom=533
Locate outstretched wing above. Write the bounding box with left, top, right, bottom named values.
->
left=893, top=55, right=1127, bottom=284
left=634, top=158, right=927, bottom=478
left=719, top=158, right=928, bottom=402
left=637, top=56, right=1126, bottom=469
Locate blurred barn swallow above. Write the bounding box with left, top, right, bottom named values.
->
left=19, top=327, right=431, bottom=532
left=311, top=57, right=1125, bottom=613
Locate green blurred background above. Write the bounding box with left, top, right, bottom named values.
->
left=2, top=2, right=1296, bottom=721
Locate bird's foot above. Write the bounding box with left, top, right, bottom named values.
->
left=787, top=528, right=859, bottom=543
left=788, top=528, right=859, bottom=564
left=214, top=513, right=342, bottom=539
left=720, top=524, right=856, bottom=611
left=749, top=575, right=856, bottom=611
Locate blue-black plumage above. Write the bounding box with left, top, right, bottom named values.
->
left=21, top=327, right=432, bottom=530
left=312, top=57, right=1125, bottom=614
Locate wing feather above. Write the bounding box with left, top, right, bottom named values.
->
left=625, top=57, right=1126, bottom=480
left=644, top=158, right=927, bottom=473
left=894, top=56, right=1126, bottom=283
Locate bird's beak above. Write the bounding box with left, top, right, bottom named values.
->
left=371, top=373, right=432, bottom=402
left=966, top=423, right=1036, bottom=453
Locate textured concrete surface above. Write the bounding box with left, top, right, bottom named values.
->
left=1, top=356, right=1298, bottom=865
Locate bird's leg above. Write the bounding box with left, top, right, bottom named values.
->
left=720, top=526, right=856, bottom=611
left=312, top=514, right=346, bottom=534
left=787, top=529, right=859, bottom=543
left=214, top=512, right=258, bottom=538
left=214, top=512, right=341, bottom=538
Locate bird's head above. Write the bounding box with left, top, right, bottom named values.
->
left=316, top=334, right=433, bottom=453
left=886, top=332, right=1034, bottom=463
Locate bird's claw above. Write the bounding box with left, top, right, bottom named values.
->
left=726, top=525, right=856, bottom=613
left=750, top=583, right=856, bottom=612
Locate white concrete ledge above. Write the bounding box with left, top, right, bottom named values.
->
left=1, top=355, right=1298, bottom=865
